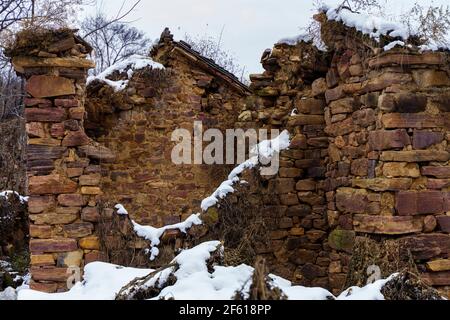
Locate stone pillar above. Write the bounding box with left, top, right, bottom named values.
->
left=241, top=42, right=332, bottom=288
left=8, top=29, right=104, bottom=292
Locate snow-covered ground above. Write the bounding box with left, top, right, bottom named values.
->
left=16, top=241, right=397, bottom=300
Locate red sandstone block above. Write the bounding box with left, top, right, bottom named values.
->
left=81, top=207, right=100, bottom=222
left=368, top=129, right=410, bottom=151
left=368, top=53, right=446, bottom=68
left=30, top=238, right=78, bottom=253
left=421, top=166, right=450, bottom=179
left=437, top=216, right=450, bottom=233
left=427, top=179, right=450, bottom=189
left=396, top=191, right=444, bottom=215
left=63, top=222, right=94, bottom=238
left=421, top=272, right=450, bottom=286
left=31, top=267, right=69, bottom=282
left=29, top=174, right=77, bottom=195
left=29, top=280, right=58, bottom=293
left=353, top=215, right=423, bottom=234
left=25, top=108, right=66, bottom=122
left=50, top=123, right=65, bottom=138
left=62, top=130, right=90, bottom=147
left=161, top=229, right=182, bottom=242
left=28, top=195, right=55, bottom=213
left=84, top=251, right=107, bottom=264
left=24, top=98, right=52, bottom=107
left=54, top=99, right=79, bottom=108
left=290, top=134, right=307, bottom=149
left=57, top=194, right=85, bottom=207
left=381, top=113, right=444, bottom=129
left=26, top=122, right=46, bottom=138
left=325, top=86, right=344, bottom=103
left=403, top=233, right=450, bottom=260
left=26, top=75, right=75, bottom=98
left=30, top=225, right=53, bottom=239
left=69, top=107, right=85, bottom=120
left=412, top=131, right=443, bottom=149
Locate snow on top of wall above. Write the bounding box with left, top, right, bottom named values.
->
left=113, top=203, right=202, bottom=261
left=419, top=33, right=450, bottom=52
left=323, top=5, right=449, bottom=52
left=16, top=241, right=405, bottom=300
left=132, top=213, right=202, bottom=261
left=277, top=4, right=449, bottom=53
left=276, top=5, right=409, bottom=51
left=86, top=54, right=164, bottom=92
left=0, top=190, right=28, bottom=204
left=277, top=32, right=328, bottom=52
left=278, top=33, right=313, bottom=46
left=324, top=6, right=412, bottom=42
left=383, top=40, right=406, bottom=52
left=114, top=204, right=128, bottom=215
left=201, top=130, right=291, bottom=211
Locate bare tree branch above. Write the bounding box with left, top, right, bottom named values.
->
left=83, top=0, right=141, bottom=38
left=81, top=11, right=150, bottom=74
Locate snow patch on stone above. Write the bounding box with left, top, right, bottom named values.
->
left=383, top=40, right=405, bottom=51
left=201, top=130, right=291, bottom=211
left=114, top=204, right=128, bottom=215
left=277, top=32, right=327, bottom=51
left=0, top=190, right=28, bottom=203
left=132, top=213, right=202, bottom=261
left=87, top=55, right=164, bottom=92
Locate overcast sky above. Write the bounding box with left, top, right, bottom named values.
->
left=80, top=0, right=449, bottom=76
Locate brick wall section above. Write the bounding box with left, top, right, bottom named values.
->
left=8, top=30, right=108, bottom=292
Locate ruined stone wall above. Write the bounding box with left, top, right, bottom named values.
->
left=324, top=47, right=450, bottom=297
left=7, top=29, right=107, bottom=292
left=85, top=51, right=245, bottom=227
left=240, top=21, right=450, bottom=297
left=7, top=23, right=450, bottom=297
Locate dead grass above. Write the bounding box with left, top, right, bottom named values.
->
left=345, top=236, right=419, bottom=289
left=381, top=271, right=443, bottom=300
left=234, top=257, right=287, bottom=300
left=97, top=201, right=151, bottom=268
left=5, top=27, right=75, bottom=56
left=204, top=170, right=269, bottom=267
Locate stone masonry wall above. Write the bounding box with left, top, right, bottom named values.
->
left=85, top=42, right=246, bottom=227
left=324, top=46, right=450, bottom=297
left=6, top=21, right=450, bottom=297
left=7, top=29, right=109, bottom=292
left=237, top=16, right=450, bottom=297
